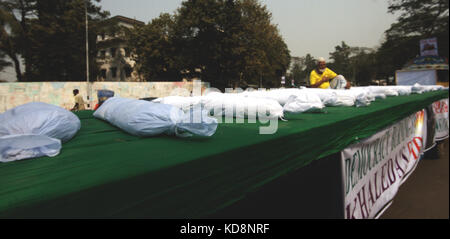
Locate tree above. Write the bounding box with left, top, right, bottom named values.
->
left=0, top=0, right=36, bottom=81
left=328, top=41, right=355, bottom=81
left=27, top=0, right=109, bottom=81
left=128, top=0, right=290, bottom=89
left=1, top=0, right=109, bottom=82
left=350, top=48, right=377, bottom=86
left=376, top=0, right=449, bottom=79
left=0, top=51, right=12, bottom=72
left=127, top=13, right=179, bottom=81
left=289, top=62, right=302, bottom=86
left=287, top=54, right=317, bottom=86
left=231, top=0, right=290, bottom=88
left=386, top=0, right=448, bottom=38
left=0, top=6, right=24, bottom=81
left=301, top=53, right=316, bottom=85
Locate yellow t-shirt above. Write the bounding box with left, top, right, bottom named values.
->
left=74, top=94, right=86, bottom=110
left=310, top=68, right=338, bottom=89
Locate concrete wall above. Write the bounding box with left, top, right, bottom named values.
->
left=0, top=81, right=210, bottom=113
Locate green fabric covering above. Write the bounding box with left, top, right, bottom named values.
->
left=0, top=90, right=448, bottom=218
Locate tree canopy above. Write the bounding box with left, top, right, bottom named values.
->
left=376, top=0, right=449, bottom=79
left=128, top=0, right=290, bottom=89
left=0, top=0, right=109, bottom=82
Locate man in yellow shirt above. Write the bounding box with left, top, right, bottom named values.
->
left=71, top=89, right=86, bottom=111
left=309, top=57, right=350, bottom=89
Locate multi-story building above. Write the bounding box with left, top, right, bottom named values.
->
left=96, top=15, right=145, bottom=82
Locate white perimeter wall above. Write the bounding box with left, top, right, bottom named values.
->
left=0, top=81, right=210, bottom=112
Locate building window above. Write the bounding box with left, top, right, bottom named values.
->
left=124, top=66, right=132, bottom=78
left=110, top=67, right=117, bottom=78
left=100, top=69, right=106, bottom=79
left=124, top=48, right=131, bottom=57
left=111, top=48, right=116, bottom=58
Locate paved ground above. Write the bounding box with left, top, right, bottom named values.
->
left=381, top=138, right=449, bottom=219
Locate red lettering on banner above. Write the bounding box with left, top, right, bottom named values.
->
left=347, top=154, right=407, bottom=219
left=407, top=142, right=417, bottom=160
left=381, top=163, right=389, bottom=192
left=412, top=137, right=423, bottom=160
left=367, top=181, right=376, bottom=209
left=374, top=171, right=382, bottom=200
left=394, top=156, right=405, bottom=179
left=433, top=102, right=440, bottom=113
left=401, top=153, right=409, bottom=164
left=433, top=101, right=448, bottom=114
left=387, top=158, right=397, bottom=185
left=346, top=198, right=357, bottom=219
left=344, top=113, right=430, bottom=219
left=357, top=185, right=369, bottom=219
left=407, top=137, right=423, bottom=160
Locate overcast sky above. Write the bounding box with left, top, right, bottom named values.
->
left=1, top=0, right=400, bottom=81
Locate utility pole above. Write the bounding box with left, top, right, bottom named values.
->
left=85, top=0, right=91, bottom=108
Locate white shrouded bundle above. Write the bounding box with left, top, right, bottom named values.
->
left=359, top=86, right=411, bottom=97
left=339, top=87, right=386, bottom=107
left=282, top=95, right=325, bottom=113
left=365, top=86, right=399, bottom=97
left=94, top=97, right=218, bottom=137
left=411, top=83, right=445, bottom=94
left=0, top=102, right=81, bottom=163
left=202, top=92, right=284, bottom=119
left=239, top=88, right=325, bottom=113
left=297, top=88, right=356, bottom=107
left=381, top=86, right=412, bottom=95
left=152, top=95, right=203, bottom=111
left=354, top=84, right=444, bottom=96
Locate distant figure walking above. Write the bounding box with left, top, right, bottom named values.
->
left=71, top=89, right=86, bottom=111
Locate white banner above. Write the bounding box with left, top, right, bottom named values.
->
left=433, top=98, right=449, bottom=141
left=342, top=110, right=427, bottom=219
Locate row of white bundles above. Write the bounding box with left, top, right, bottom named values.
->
left=350, top=84, right=446, bottom=100
left=154, top=92, right=285, bottom=119
left=153, top=95, right=203, bottom=112
left=153, top=84, right=448, bottom=119
left=94, top=97, right=218, bottom=137
left=411, top=83, right=446, bottom=94
left=0, top=102, right=81, bottom=163
left=202, top=92, right=285, bottom=119
left=301, top=84, right=446, bottom=107
left=239, top=89, right=325, bottom=113
left=297, top=88, right=359, bottom=107
left=155, top=89, right=348, bottom=117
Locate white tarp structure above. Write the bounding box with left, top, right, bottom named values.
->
left=396, top=56, right=448, bottom=86
left=396, top=69, right=437, bottom=85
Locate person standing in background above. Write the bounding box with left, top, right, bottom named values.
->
left=71, top=89, right=86, bottom=111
